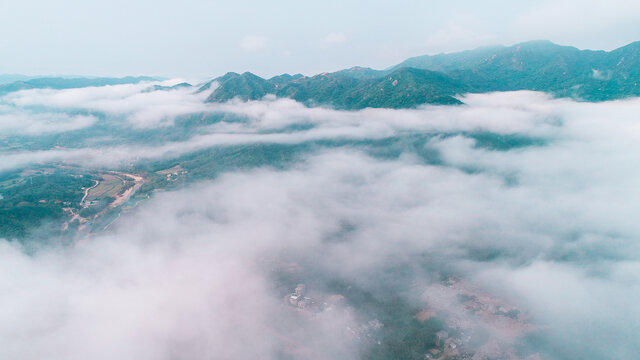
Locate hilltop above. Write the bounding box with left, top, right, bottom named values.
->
left=202, top=40, right=640, bottom=108
left=1, top=41, right=638, bottom=109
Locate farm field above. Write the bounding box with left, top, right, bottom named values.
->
left=84, top=174, right=131, bottom=204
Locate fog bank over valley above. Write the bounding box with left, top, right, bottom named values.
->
left=1, top=83, right=639, bottom=359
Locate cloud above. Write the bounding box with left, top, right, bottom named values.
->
left=3, top=134, right=640, bottom=357
left=321, top=33, right=347, bottom=46
left=0, top=90, right=631, bottom=173
left=0, top=90, right=565, bottom=171
left=239, top=35, right=270, bottom=52
left=0, top=157, right=378, bottom=359
left=2, top=86, right=640, bottom=358
left=0, top=107, right=96, bottom=135
left=3, top=81, right=210, bottom=128
left=474, top=261, right=640, bottom=359
left=592, top=68, right=612, bottom=80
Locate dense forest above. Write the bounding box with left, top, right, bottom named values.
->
left=0, top=170, right=94, bottom=239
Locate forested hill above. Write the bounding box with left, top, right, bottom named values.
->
left=394, top=40, right=640, bottom=101
left=2, top=41, right=638, bottom=110
left=0, top=76, right=159, bottom=95
left=203, top=40, right=640, bottom=109
left=203, top=68, right=464, bottom=109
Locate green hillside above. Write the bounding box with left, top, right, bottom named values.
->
left=201, top=40, right=640, bottom=108
left=0, top=76, right=159, bottom=95
left=205, top=67, right=462, bottom=109
left=394, top=40, right=640, bottom=100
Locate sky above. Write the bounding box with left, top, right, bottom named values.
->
left=1, top=0, right=640, bottom=79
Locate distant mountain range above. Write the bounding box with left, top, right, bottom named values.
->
left=0, top=76, right=159, bottom=96
left=1, top=40, right=639, bottom=109
left=202, top=40, right=640, bottom=109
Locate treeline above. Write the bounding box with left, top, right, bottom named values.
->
left=0, top=172, right=94, bottom=239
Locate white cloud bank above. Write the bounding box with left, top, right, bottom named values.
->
left=1, top=86, right=640, bottom=358
left=2, top=81, right=210, bottom=128
left=0, top=108, right=96, bottom=135
left=0, top=90, right=567, bottom=171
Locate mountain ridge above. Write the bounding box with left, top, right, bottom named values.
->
left=1, top=40, right=638, bottom=109
left=200, top=40, right=640, bottom=108
left=0, top=76, right=160, bottom=96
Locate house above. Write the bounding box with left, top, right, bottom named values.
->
left=287, top=284, right=314, bottom=308
left=436, top=330, right=449, bottom=346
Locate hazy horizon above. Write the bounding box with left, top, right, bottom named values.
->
left=2, top=0, right=640, bottom=78
left=2, top=38, right=639, bottom=82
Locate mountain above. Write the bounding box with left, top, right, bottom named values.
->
left=206, top=72, right=277, bottom=102
left=392, top=45, right=508, bottom=73
left=145, top=82, right=193, bottom=92
left=332, top=66, right=388, bottom=79
left=0, top=76, right=159, bottom=95
left=269, top=73, right=305, bottom=87
left=2, top=41, right=638, bottom=109
left=0, top=74, right=36, bottom=85
left=200, top=40, right=640, bottom=109
left=277, top=67, right=463, bottom=108
left=203, top=67, right=462, bottom=109
left=393, top=40, right=640, bottom=101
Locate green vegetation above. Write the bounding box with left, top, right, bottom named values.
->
left=277, top=68, right=463, bottom=108
left=205, top=72, right=278, bottom=102
left=325, top=279, right=445, bottom=360
left=394, top=40, right=640, bottom=101
left=205, top=68, right=462, bottom=109
left=203, top=40, right=640, bottom=109
left=79, top=197, right=114, bottom=218
left=0, top=129, right=548, bottom=241
left=0, top=76, right=159, bottom=96
left=0, top=171, right=94, bottom=239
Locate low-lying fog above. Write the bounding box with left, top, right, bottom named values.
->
left=1, top=83, right=639, bottom=359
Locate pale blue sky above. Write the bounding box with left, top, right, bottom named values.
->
left=1, top=0, right=639, bottom=79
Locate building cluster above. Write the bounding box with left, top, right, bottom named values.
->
left=425, top=330, right=467, bottom=359
left=287, top=284, right=314, bottom=309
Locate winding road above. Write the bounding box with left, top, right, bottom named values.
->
left=80, top=180, right=99, bottom=207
